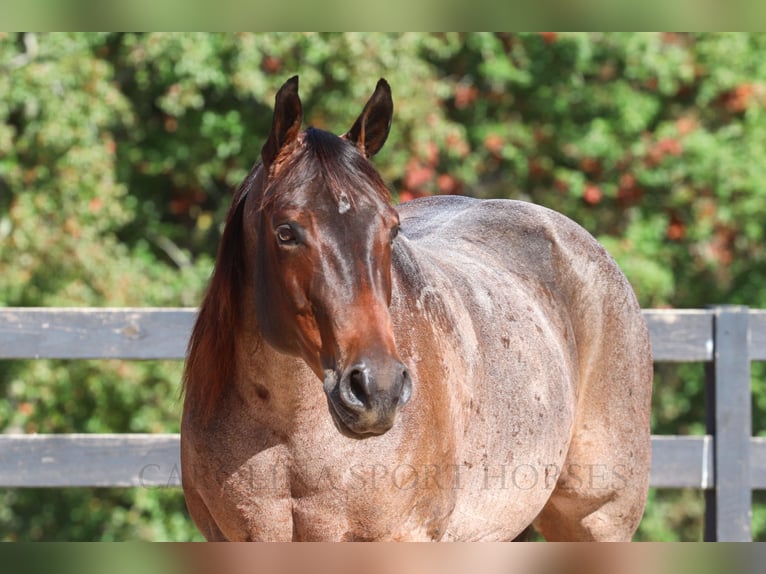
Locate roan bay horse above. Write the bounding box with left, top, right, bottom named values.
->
left=181, top=76, right=652, bottom=541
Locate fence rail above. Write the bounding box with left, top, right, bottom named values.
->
left=1, top=306, right=765, bottom=541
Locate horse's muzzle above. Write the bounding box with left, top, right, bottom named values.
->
left=323, top=359, right=412, bottom=438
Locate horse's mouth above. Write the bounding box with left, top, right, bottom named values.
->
left=322, top=370, right=391, bottom=439
left=324, top=394, right=392, bottom=440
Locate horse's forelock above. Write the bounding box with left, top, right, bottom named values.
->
left=308, top=127, right=392, bottom=208
left=258, top=127, right=391, bottom=213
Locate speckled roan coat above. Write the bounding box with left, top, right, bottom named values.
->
left=181, top=77, right=653, bottom=541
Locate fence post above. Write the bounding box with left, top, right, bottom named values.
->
left=704, top=305, right=752, bottom=541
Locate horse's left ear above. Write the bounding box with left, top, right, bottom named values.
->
left=344, top=79, right=393, bottom=158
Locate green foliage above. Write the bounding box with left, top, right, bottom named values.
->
left=2, top=32, right=766, bottom=540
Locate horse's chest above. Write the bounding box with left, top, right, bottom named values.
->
left=286, top=448, right=457, bottom=541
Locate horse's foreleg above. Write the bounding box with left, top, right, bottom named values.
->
left=183, top=484, right=229, bottom=541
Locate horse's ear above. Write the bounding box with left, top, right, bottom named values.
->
left=261, top=76, right=303, bottom=174
left=344, top=79, right=393, bottom=158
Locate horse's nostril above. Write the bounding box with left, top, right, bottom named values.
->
left=399, top=368, right=413, bottom=406
left=338, top=362, right=411, bottom=415
left=348, top=368, right=369, bottom=405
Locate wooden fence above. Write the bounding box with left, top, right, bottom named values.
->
left=0, top=306, right=765, bottom=541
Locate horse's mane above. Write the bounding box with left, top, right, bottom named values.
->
left=182, top=129, right=392, bottom=423
left=181, top=172, right=250, bottom=424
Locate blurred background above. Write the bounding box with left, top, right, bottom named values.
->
left=1, top=32, right=765, bottom=541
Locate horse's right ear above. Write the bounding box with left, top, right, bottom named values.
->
left=261, top=76, right=303, bottom=175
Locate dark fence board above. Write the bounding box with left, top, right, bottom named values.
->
left=649, top=435, right=713, bottom=489
left=642, top=309, right=714, bottom=362
left=751, top=310, right=766, bottom=361
left=750, top=438, right=766, bottom=489
left=0, top=308, right=194, bottom=360
left=704, top=307, right=752, bottom=542
left=0, top=434, right=181, bottom=487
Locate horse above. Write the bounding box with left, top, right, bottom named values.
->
left=180, top=76, right=653, bottom=541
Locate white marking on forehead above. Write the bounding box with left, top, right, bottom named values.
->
left=338, top=192, right=351, bottom=214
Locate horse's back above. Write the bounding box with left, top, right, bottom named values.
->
left=398, top=195, right=609, bottom=279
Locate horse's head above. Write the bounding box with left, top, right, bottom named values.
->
left=245, top=76, right=411, bottom=438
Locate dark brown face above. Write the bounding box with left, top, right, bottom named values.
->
left=252, top=76, right=408, bottom=438
left=254, top=169, right=412, bottom=438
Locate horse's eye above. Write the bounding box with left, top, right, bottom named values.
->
left=390, top=225, right=400, bottom=241
left=276, top=224, right=297, bottom=245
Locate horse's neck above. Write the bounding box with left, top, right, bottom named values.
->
left=231, top=320, right=323, bottom=428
